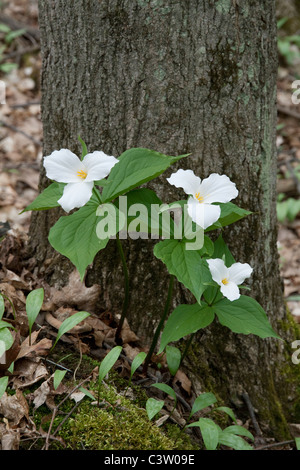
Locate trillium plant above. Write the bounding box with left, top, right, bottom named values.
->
left=23, top=138, right=280, bottom=372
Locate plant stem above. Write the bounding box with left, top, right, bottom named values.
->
left=115, top=233, right=130, bottom=342
left=180, top=332, right=195, bottom=364
left=143, top=275, right=175, bottom=374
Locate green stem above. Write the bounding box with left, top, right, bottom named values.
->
left=115, top=233, right=130, bottom=342
left=143, top=275, right=175, bottom=374
left=180, top=332, right=195, bottom=364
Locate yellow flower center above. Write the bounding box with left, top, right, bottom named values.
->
left=222, top=278, right=229, bottom=285
left=195, top=192, right=204, bottom=203
left=77, top=169, right=87, bottom=179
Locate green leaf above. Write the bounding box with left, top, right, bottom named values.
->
left=79, top=387, right=95, bottom=400
left=0, top=328, right=13, bottom=351
left=0, top=320, right=14, bottom=330
left=206, top=202, right=251, bottom=232
left=146, top=398, right=164, bottom=420
left=213, top=295, right=280, bottom=339
left=53, top=369, right=67, bottom=390
left=52, top=311, right=90, bottom=350
left=0, top=376, right=8, bottom=399
left=215, top=406, right=237, bottom=424
left=101, top=148, right=189, bottom=202
left=0, top=295, right=4, bottom=320
left=26, top=288, right=44, bottom=333
left=130, top=351, right=147, bottom=380
left=78, top=135, right=88, bottom=159
left=218, top=430, right=253, bottom=450
left=159, top=303, right=214, bottom=353
left=5, top=28, right=26, bottom=44
left=295, top=437, right=300, bottom=450
left=223, top=425, right=254, bottom=441
left=22, top=182, right=65, bottom=212
left=166, top=346, right=181, bottom=376
left=151, top=383, right=177, bottom=405
left=154, top=239, right=212, bottom=304
left=190, top=392, right=217, bottom=419
left=48, top=197, right=113, bottom=280
left=98, top=346, right=122, bottom=383
left=212, top=234, right=236, bottom=266
left=188, top=418, right=219, bottom=450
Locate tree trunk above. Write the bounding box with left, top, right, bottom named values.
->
left=32, top=0, right=299, bottom=438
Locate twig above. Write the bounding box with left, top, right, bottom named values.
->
left=0, top=119, right=42, bottom=146
left=255, top=439, right=295, bottom=450
left=43, top=374, right=92, bottom=450
left=278, top=104, right=300, bottom=120
left=242, top=392, right=262, bottom=437
left=10, top=100, right=40, bottom=109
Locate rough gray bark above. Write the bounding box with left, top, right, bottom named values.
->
left=32, top=0, right=298, bottom=437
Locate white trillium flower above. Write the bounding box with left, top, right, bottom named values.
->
left=43, top=148, right=118, bottom=212
left=207, top=258, right=253, bottom=301
left=167, top=169, right=238, bottom=229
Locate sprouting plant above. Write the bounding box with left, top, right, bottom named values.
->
left=97, top=346, right=122, bottom=406
left=277, top=17, right=300, bottom=66
left=0, top=23, right=26, bottom=73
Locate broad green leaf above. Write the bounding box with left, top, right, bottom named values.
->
left=26, top=288, right=44, bottom=332
left=188, top=418, right=219, bottom=450
left=214, top=295, right=280, bottom=339
left=7, top=362, right=14, bottom=374
left=224, top=425, right=254, bottom=441
left=190, top=392, right=217, bottom=419
left=0, top=376, right=8, bottom=399
left=102, top=148, right=189, bottom=202
left=0, top=295, right=4, bottom=319
left=5, top=28, right=27, bottom=44
left=212, top=235, right=236, bottom=266
left=215, top=406, right=237, bottom=424
left=98, top=346, right=122, bottom=383
left=52, top=311, right=90, bottom=350
left=295, top=437, right=300, bottom=450
left=22, top=182, right=65, bottom=212
left=130, top=351, right=147, bottom=380
left=154, top=239, right=212, bottom=304
left=0, top=320, right=14, bottom=330
left=79, top=387, right=95, bottom=400
left=218, top=430, right=253, bottom=450
left=48, top=197, right=114, bottom=280
left=0, top=328, right=13, bottom=351
left=151, top=383, right=177, bottom=405
left=166, top=346, right=181, bottom=376
left=158, top=303, right=214, bottom=353
left=206, top=203, right=251, bottom=232
left=53, top=369, right=67, bottom=390
left=146, top=398, right=164, bottom=420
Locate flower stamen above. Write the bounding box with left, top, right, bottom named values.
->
left=195, top=192, right=204, bottom=203
left=222, top=278, right=229, bottom=285
left=77, top=169, right=87, bottom=179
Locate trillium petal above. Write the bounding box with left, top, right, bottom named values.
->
left=167, top=169, right=201, bottom=196
left=187, top=198, right=221, bottom=229
left=220, top=281, right=240, bottom=301
left=58, top=181, right=94, bottom=212
left=207, top=258, right=228, bottom=284
left=83, top=151, right=119, bottom=182
left=199, top=173, right=238, bottom=204
left=228, top=262, right=253, bottom=285
left=44, top=149, right=82, bottom=183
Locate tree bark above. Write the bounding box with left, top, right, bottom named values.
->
left=32, top=0, right=299, bottom=438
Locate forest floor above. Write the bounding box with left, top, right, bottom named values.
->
left=0, top=0, right=299, bottom=451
